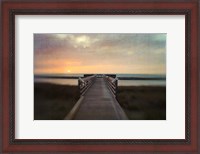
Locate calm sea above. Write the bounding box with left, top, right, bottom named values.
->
left=34, top=74, right=166, bottom=86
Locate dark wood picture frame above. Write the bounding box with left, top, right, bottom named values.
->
left=1, top=0, right=199, bottom=153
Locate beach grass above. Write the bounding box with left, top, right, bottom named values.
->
left=117, top=86, right=166, bottom=120
left=34, top=82, right=79, bottom=120
left=34, top=83, right=166, bottom=120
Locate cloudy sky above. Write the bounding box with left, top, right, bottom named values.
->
left=34, top=33, right=166, bottom=75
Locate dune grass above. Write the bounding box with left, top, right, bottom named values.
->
left=117, top=86, right=166, bottom=120
left=34, top=82, right=79, bottom=120
left=34, top=83, right=166, bottom=120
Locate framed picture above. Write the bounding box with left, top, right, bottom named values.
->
left=1, top=0, right=199, bottom=153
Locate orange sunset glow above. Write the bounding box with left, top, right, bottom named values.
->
left=34, top=33, right=166, bottom=75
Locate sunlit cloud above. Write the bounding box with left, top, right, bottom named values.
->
left=34, top=33, right=166, bottom=75
left=55, top=34, right=68, bottom=39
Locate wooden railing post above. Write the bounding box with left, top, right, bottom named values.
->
left=104, top=76, right=118, bottom=97
left=115, top=77, right=118, bottom=99
left=115, top=77, right=118, bottom=95
left=78, top=75, right=96, bottom=96
left=78, top=78, right=81, bottom=96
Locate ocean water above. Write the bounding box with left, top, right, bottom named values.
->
left=118, top=80, right=166, bottom=86
left=116, top=74, right=165, bottom=79
left=34, top=73, right=84, bottom=78
left=34, top=73, right=166, bottom=86
left=34, top=78, right=78, bottom=85
left=34, top=74, right=166, bottom=86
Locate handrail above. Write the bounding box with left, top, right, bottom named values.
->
left=78, top=75, right=96, bottom=96
left=104, top=76, right=118, bottom=97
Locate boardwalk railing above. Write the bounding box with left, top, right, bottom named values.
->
left=65, top=75, right=96, bottom=119
left=104, top=76, right=118, bottom=97
left=78, top=75, right=96, bottom=96
left=65, top=74, right=128, bottom=120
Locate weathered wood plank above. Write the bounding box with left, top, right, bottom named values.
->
left=72, top=78, right=128, bottom=120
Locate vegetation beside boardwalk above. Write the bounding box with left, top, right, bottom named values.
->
left=34, top=83, right=166, bottom=120
left=117, top=86, right=166, bottom=120
left=34, top=83, right=79, bottom=120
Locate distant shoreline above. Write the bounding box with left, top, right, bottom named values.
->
left=34, top=75, right=166, bottom=81
left=118, top=77, right=165, bottom=80
left=35, top=75, right=80, bottom=79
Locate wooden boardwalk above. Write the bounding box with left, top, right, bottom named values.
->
left=65, top=76, right=128, bottom=120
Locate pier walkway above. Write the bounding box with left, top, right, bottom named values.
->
left=65, top=75, right=128, bottom=120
